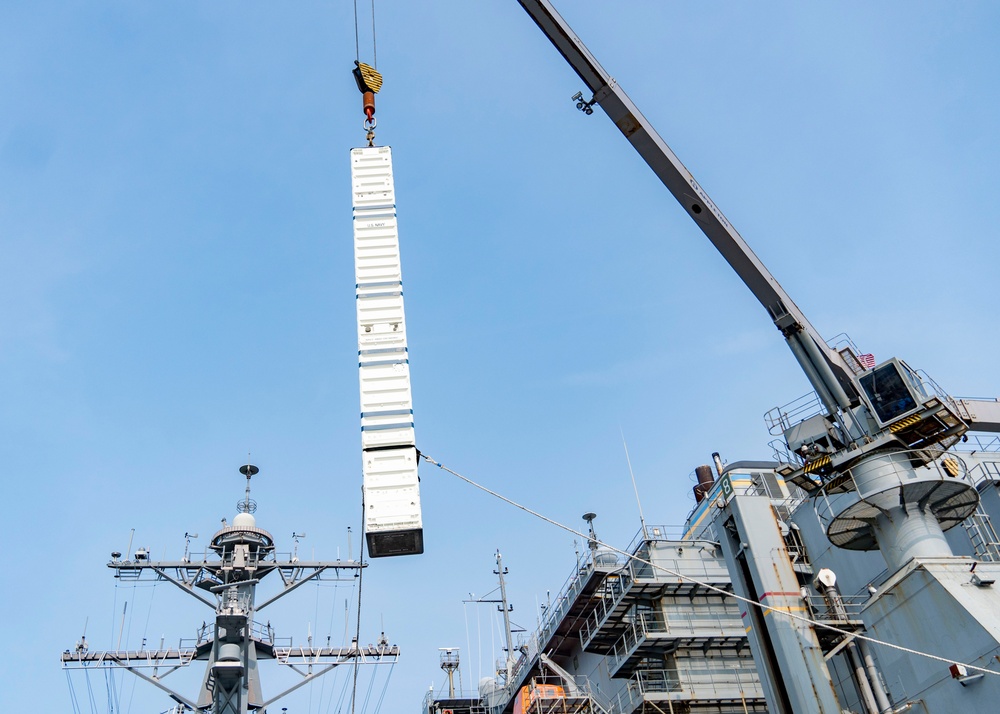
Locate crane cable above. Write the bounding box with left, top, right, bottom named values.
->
left=352, top=0, right=381, bottom=146
left=418, top=451, right=1000, bottom=679
left=352, top=0, right=377, bottom=67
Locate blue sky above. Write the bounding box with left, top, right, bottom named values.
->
left=3, top=1, right=1000, bottom=712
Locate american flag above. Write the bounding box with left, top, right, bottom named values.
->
left=858, top=353, right=876, bottom=369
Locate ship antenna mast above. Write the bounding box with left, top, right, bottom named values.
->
left=239, top=462, right=259, bottom=514
left=621, top=429, right=647, bottom=535
left=494, top=550, right=516, bottom=683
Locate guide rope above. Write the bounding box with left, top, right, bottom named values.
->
left=418, top=451, right=1000, bottom=679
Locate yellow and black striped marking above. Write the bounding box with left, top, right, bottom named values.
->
left=889, top=414, right=921, bottom=433
left=804, top=455, right=831, bottom=474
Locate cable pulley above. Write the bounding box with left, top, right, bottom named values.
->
left=353, top=61, right=382, bottom=146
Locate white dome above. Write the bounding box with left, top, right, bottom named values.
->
left=232, top=512, right=256, bottom=528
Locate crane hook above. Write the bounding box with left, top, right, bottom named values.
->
left=354, top=61, right=383, bottom=146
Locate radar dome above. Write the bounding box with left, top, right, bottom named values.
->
left=233, top=512, right=256, bottom=528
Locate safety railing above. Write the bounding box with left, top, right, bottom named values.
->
left=915, top=370, right=963, bottom=413
left=804, top=594, right=867, bottom=622
left=764, top=392, right=823, bottom=436
left=769, top=438, right=804, bottom=468
left=535, top=552, right=598, bottom=652
left=182, top=620, right=289, bottom=650
left=612, top=665, right=764, bottom=711
left=624, top=524, right=690, bottom=555
left=60, top=647, right=199, bottom=669
left=813, top=447, right=974, bottom=526
left=606, top=618, right=645, bottom=674
left=579, top=568, right=633, bottom=648
left=958, top=434, right=1000, bottom=453
left=517, top=675, right=613, bottom=714
left=961, top=506, right=1000, bottom=562
left=581, top=542, right=737, bottom=648
left=607, top=611, right=744, bottom=673
left=421, top=689, right=486, bottom=714
left=967, top=460, right=1000, bottom=487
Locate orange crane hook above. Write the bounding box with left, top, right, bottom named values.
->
left=353, top=61, right=382, bottom=145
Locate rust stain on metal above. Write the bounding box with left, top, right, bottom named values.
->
left=616, top=113, right=640, bottom=137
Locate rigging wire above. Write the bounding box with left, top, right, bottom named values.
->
left=324, top=591, right=358, bottom=714
left=84, top=668, right=99, bottom=714
left=360, top=659, right=379, bottom=714
left=371, top=662, right=396, bottom=714
left=463, top=602, right=473, bottom=697
left=124, top=576, right=157, bottom=714
left=309, top=576, right=324, bottom=714
left=476, top=599, right=482, bottom=686
left=66, top=670, right=83, bottom=714
left=419, top=451, right=1000, bottom=679
left=334, top=673, right=353, bottom=714
left=105, top=669, right=117, bottom=714
left=349, top=495, right=366, bottom=714
left=316, top=581, right=345, bottom=714
left=110, top=669, right=122, bottom=714
left=489, top=601, right=496, bottom=679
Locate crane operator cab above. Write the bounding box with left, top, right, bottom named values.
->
left=779, top=353, right=967, bottom=495
left=857, top=358, right=925, bottom=425
left=847, top=356, right=965, bottom=456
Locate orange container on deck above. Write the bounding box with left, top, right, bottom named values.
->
left=513, top=683, right=566, bottom=714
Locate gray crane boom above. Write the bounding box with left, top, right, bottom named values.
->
left=957, top=398, right=1000, bottom=434
left=516, top=0, right=858, bottom=414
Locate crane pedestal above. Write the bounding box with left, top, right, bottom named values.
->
left=822, top=450, right=978, bottom=572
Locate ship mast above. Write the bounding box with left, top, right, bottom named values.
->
left=494, top=550, right=517, bottom=683
left=62, top=466, right=398, bottom=712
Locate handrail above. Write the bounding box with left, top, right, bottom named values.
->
left=765, top=392, right=824, bottom=436
left=814, top=447, right=974, bottom=527
left=958, top=434, right=1000, bottom=453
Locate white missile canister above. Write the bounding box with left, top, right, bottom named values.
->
left=351, top=145, right=423, bottom=557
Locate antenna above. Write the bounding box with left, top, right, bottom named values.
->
left=291, top=532, right=306, bottom=561
left=439, top=647, right=461, bottom=698
left=582, top=512, right=599, bottom=554
left=125, top=528, right=135, bottom=564
left=238, top=463, right=259, bottom=514
left=493, top=551, right=516, bottom=683
left=182, top=532, right=199, bottom=563
left=621, top=429, right=648, bottom=534
left=76, top=617, right=89, bottom=654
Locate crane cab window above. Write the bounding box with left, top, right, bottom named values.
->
left=859, top=362, right=919, bottom=424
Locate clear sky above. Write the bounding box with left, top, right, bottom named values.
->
left=3, top=1, right=1000, bottom=712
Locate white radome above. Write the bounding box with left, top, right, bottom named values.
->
left=232, top=512, right=256, bottom=529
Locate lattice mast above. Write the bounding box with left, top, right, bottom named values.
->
left=61, top=466, right=398, bottom=712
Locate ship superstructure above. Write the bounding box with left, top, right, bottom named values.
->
left=424, top=442, right=1000, bottom=714
left=62, top=466, right=398, bottom=713
left=423, top=3, right=1000, bottom=713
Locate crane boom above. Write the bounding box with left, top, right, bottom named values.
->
left=516, top=0, right=858, bottom=414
